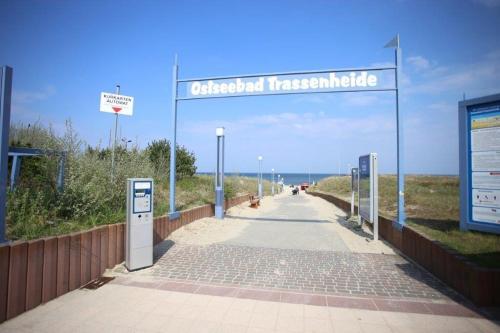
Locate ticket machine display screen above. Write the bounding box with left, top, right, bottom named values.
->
left=133, top=182, right=152, bottom=213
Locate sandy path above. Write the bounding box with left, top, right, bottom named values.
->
left=170, top=187, right=395, bottom=254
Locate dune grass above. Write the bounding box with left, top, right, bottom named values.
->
left=8, top=174, right=269, bottom=241
left=310, top=175, right=500, bottom=268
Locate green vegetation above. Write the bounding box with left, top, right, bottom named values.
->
left=6, top=122, right=268, bottom=241
left=310, top=175, right=500, bottom=268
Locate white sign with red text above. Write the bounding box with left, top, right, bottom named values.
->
left=100, top=92, right=134, bottom=116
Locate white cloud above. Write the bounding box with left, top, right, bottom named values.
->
left=13, top=85, right=56, bottom=104
left=182, top=111, right=395, bottom=140
left=406, top=56, right=431, bottom=71
left=406, top=49, right=500, bottom=97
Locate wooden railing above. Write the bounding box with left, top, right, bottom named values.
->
left=307, top=190, right=500, bottom=307
left=0, top=194, right=250, bottom=323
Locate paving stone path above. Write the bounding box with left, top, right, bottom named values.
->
left=141, top=241, right=455, bottom=301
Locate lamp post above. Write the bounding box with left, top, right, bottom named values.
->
left=258, top=156, right=263, bottom=198
left=215, top=127, right=225, bottom=219
left=277, top=174, right=281, bottom=193
left=271, top=168, right=275, bottom=196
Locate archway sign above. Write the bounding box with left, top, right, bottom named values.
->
left=168, top=35, right=406, bottom=228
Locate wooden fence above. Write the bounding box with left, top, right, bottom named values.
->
left=308, top=191, right=500, bottom=307
left=0, top=194, right=249, bottom=323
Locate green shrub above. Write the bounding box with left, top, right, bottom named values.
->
left=146, top=139, right=197, bottom=179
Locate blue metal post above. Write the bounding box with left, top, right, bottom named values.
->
left=395, top=38, right=406, bottom=227
left=215, top=130, right=225, bottom=219
left=10, top=155, right=21, bottom=189
left=222, top=134, right=225, bottom=201
left=169, top=57, right=180, bottom=220
left=0, top=66, right=13, bottom=243
left=56, top=152, right=66, bottom=192
left=258, top=157, right=263, bottom=198
left=271, top=169, right=275, bottom=195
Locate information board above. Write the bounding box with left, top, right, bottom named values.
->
left=358, top=153, right=378, bottom=240
left=359, top=155, right=371, bottom=221
left=459, top=94, right=500, bottom=234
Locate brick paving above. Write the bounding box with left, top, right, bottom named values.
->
left=121, top=241, right=458, bottom=301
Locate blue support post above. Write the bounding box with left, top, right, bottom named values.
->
left=168, top=56, right=180, bottom=220
left=10, top=155, right=21, bottom=189
left=395, top=38, right=406, bottom=228
left=56, top=152, right=66, bottom=192
left=215, top=128, right=225, bottom=219
left=0, top=66, right=13, bottom=243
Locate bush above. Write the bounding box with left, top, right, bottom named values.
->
left=146, top=139, right=197, bottom=179
left=5, top=122, right=264, bottom=240
left=7, top=122, right=162, bottom=239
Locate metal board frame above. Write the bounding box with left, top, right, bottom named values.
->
left=359, top=153, right=378, bottom=240
left=0, top=66, right=12, bottom=244
left=167, top=37, right=405, bottom=229
left=350, top=167, right=359, bottom=216
left=459, top=93, right=500, bottom=234
left=8, top=147, right=66, bottom=192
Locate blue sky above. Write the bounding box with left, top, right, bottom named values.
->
left=1, top=0, right=500, bottom=175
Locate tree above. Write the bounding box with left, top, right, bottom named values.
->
left=146, top=139, right=196, bottom=179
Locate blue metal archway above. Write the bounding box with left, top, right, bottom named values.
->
left=167, top=35, right=406, bottom=229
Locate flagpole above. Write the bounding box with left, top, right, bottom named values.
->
left=394, top=35, right=406, bottom=227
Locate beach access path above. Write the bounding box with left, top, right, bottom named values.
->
left=1, top=188, right=498, bottom=332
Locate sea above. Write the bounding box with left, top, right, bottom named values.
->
left=197, top=172, right=342, bottom=185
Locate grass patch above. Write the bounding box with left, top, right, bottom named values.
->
left=311, top=175, right=500, bottom=268
left=7, top=174, right=269, bottom=241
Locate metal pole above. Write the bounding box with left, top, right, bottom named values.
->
left=395, top=36, right=406, bottom=227
left=110, top=84, right=120, bottom=180
left=222, top=135, right=225, bottom=192
left=10, top=155, right=21, bottom=190
left=271, top=169, right=275, bottom=196
left=216, top=136, right=220, bottom=188
left=0, top=66, right=13, bottom=244
left=215, top=134, right=222, bottom=219
left=350, top=168, right=355, bottom=217
left=56, top=152, right=66, bottom=192
left=358, top=163, right=361, bottom=225
left=169, top=56, right=180, bottom=219
left=258, top=157, right=263, bottom=198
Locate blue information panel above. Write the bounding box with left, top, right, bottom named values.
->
left=359, top=155, right=371, bottom=221
left=468, top=105, right=500, bottom=226
left=460, top=94, right=500, bottom=234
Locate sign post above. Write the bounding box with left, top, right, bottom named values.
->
left=459, top=93, right=500, bottom=234
left=350, top=167, right=359, bottom=217
left=258, top=156, right=263, bottom=198
left=0, top=66, right=12, bottom=244
left=100, top=87, right=134, bottom=180
left=272, top=168, right=275, bottom=195
left=169, top=55, right=180, bottom=220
